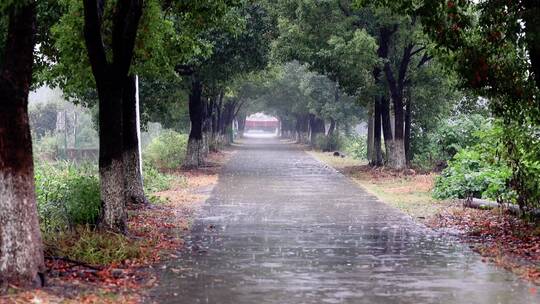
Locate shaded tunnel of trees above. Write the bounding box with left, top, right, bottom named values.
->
left=1, top=0, right=540, bottom=289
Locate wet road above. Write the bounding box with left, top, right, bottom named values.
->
left=150, top=137, right=539, bottom=304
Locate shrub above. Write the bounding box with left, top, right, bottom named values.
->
left=143, top=160, right=175, bottom=193
left=433, top=123, right=514, bottom=201
left=433, top=149, right=512, bottom=200
left=411, top=114, right=491, bottom=169
left=35, top=162, right=101, bottom=233
left=314, top=134, right=342, bottom=151
left=343, top=134, right=367, bottom=160
left=144, top=130, right=188, bottom=170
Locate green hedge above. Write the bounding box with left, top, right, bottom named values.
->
left=144, top=130, right=188, bottom=170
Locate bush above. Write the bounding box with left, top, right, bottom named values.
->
left=433, top=149, right=512, bottom=200
left=411, top=114, right=491, bottom=169
left=35, top=162, right=101, bottom=233
left=433, top=123, right=514, bottom=201
left=314, top=134, right=342, bottom=151
left=144, top=130, right=188, bottom=170
left=343, top=134, right=367, bottom=160
left=143, top=160, right=175, bottom=193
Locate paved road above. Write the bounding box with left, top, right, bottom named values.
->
left=150, top=137, right=538, bottom=304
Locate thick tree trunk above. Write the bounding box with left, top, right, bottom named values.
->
left=201, top=96, right=211, bottom=157
left=97, top=83, right=126, bottom=232
left=237, top=113, right=246, bottom=137
left=367, top=111, right=374, bottom=163
left=83, top=0, right=142, bottom=233
left=373, top=98, right=383, bottom=166
left=222, top=102, right=235, bottom=145
left=0, top=3, right=45, bottom=289
left=374, top=28, right=394, bottom=166
left=328, top=118, right=336, bottom=137
left=209, top=96, right=220, bottom=152
left=122, top=75, right=147, bottom=205
left=295, top=115, right=310, bottom=144
left=524, top=1, right=540, bottom=92
left=381, top=29, right=411, bottom=170
left=184, top=77, right=205, bottom=168
left=309, top=114, right=325, bottom=146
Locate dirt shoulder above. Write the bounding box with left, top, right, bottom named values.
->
left=2, top=150, right=234, bottom=304
left=309, top=150, right=540, bottom=286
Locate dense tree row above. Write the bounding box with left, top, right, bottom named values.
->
left=0, top=0, right=274, bottom=289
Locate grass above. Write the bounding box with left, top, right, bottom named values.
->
left=43, top=226, right=147, bottom=266
left=308, top=151, right=367, bottom=168
left=308, top=151, right=454, bottom=220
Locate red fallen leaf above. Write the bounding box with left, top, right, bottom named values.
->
left=529, top=287, right=537, bottom=294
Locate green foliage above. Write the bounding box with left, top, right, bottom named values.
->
left=143, top=130, right=188, bottom=170
left=343, top=134, right=368, bottom=160
left=433, top=149, right=512, bottom=200
left=29, top=101, right=59, bottom=138
left=44, top=227, right=143, bottom=266
left=143, top=161, right=175, bottom=194
left=366, top=0, right=540, bottom=209
left=412, top=114, right=492, bottom=169
left=35, top=162, right=101, bottom=233
left=433, top=122, right=514, bottom=201
left=314, top=134, right=342, bottom=152
left=499, top=121, right=540, bottom=210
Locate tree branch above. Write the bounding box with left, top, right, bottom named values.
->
left=175, top=64, right=194, bottom=76
left=410, top=46, right=426, bottom=57
left=234, top=99, right=247, bottom=118
left=398, top=43, right=415, bottom=91
left=417, top=53, right=433, bottom=68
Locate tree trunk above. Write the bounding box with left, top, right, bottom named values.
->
left=83, top=0, right=143, bottom=232
left=404, top=92, right=412, bottom=164
left=0, top=3, right=45, bottom=289
left=367, top=111, right=374, bottom=163
left=309, top=114, right=325, bottom=146
left=122, top=75, right=147, bottom=205
left=295, top=114, right=310, bottom=144
left=524, top=1, right=540, bottom=92
left=209, top=96, right=220, bottom=152
left=237, top=113, right=246, bottom=137
left=380, top=95, right=393, bottom=162
left=373, top=98, right=383, bottom=166
left=201, top=96, right=211, bottom=157
left=184, top=76, right=205, bottom=168
left=222, top=102, right=235, bottom=145
left=328, top=118, right=336, bottom=137
left=97, top=83, right=126, bottom=232
left=382, top=30, right=412, bottom=170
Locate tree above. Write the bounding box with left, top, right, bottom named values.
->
left=45, top=0, right=238, bottom=230
left=363, top=0, right=540, bottom=209
left=275, top=1, right=457, bottom=169
left=81, top=0, right=144, bottom=233
left=0, top=1, right=45, bottom=288
left=179, top=2, right=275, bottom=167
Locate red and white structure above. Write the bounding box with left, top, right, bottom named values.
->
left=245, top=113, right=279, bottom=133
